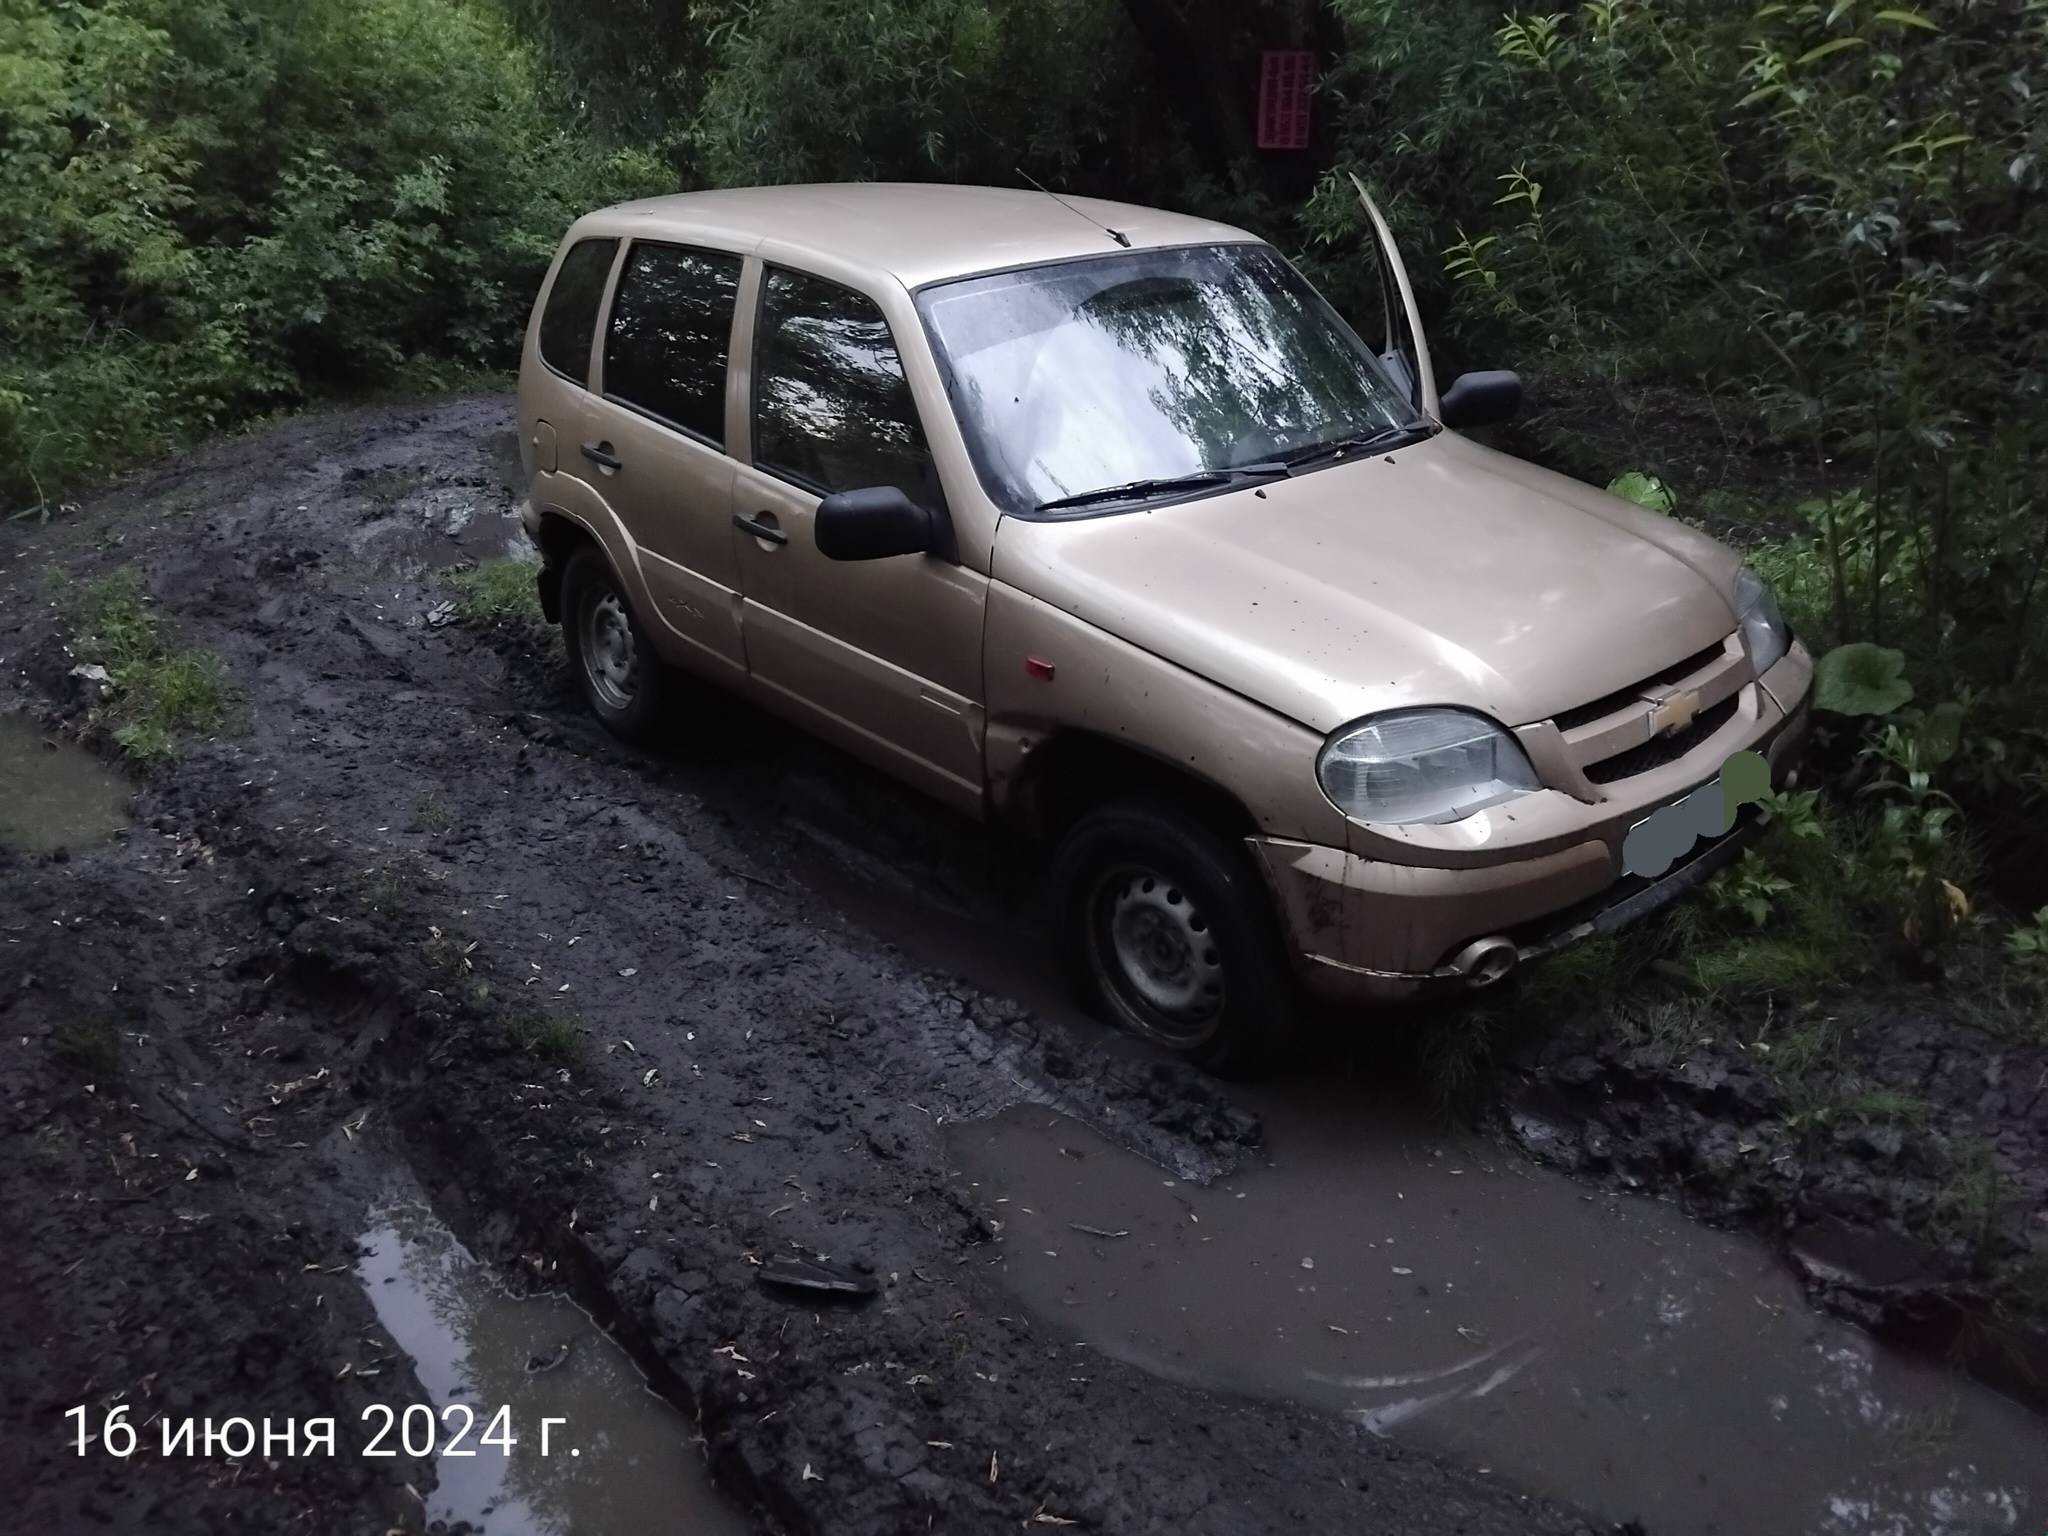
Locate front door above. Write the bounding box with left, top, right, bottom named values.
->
left=729, top=265, right=988, bottom=812
left=576, top=239, right=748, bottom=674
left=1348, top=174, right=1440, bottom=420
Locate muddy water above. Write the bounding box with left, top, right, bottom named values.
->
left=0, top=715, right=129, bottom=854
left=949, top=1100, right=2046, bottom=1536
left=355, top=1203, right=750, bottom=1536
left=651, top=691, right=2048, bottom=1534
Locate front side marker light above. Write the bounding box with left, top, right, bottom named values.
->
left=1734, top=566, right=1790, bottom=675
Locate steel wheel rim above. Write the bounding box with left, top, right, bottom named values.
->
left=1090, top=863, right=1226, bottom=1047
left=579, top=588, right=639, bottom=712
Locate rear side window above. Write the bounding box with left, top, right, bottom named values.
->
left=754, top=267, right=928, bottom=500
left=537, top=237, right=618, bottom=383
left=603, top=243, right=743, bottom=444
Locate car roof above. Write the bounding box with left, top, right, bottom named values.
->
left=577, top=182, right=1262, bottom=290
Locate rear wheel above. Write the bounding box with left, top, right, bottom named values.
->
left=1050, top=799, right=1304, bottom=1078
left=560, top=546, right=673, bottom=745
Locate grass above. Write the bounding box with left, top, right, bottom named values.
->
left=1836, top=1085, right=1928, bottom=1125
left=1686, top=936, right=1841, bottom=998
left=506, top=1004, right=583, bottom=1061
left=53, top=1016, right=121, bottom=1082
left=360, top=866, right=409, bottom=915
left=447, top=559, right=542, bottom=623
left=74, top=568, right=227, bottom=759
left=414, top=794, right=450, bottom=832
left=358, top=468, right=424, bottom=521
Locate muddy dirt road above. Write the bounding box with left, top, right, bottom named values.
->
left=3, top=397, right=2041, bottom=1536
left=2, top=398, right=1602, bottom=1535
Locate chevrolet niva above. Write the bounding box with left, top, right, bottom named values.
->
left=516, top=182, right=1812, bottom=1076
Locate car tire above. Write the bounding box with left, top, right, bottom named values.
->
left=1049, top=798, right=1304, bottom=1078
left=560, top=545, right=673, bottom=745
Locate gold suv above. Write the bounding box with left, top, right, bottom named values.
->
left=517, top=182, right=1812, bottom=1075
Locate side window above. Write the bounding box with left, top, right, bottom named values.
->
left=538, top=237, right=618, bottom=383
left=603, top=242, right=743, bottom=444
left=754, top=267, right=929, bottom=501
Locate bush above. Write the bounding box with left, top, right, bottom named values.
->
left=0, top=0, right=673, bottom=510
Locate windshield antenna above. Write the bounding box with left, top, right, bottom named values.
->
left=1017, top=169, right=1131, bottom=248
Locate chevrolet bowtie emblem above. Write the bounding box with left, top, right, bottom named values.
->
left=1648, top=689, right=1701, bottom=737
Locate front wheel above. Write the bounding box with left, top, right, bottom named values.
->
left=560, top=546, right=673, bottom=745
left=1049, top=799, right=1304, bottom=1078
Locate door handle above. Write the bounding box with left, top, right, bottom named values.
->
left=580, top=441, right=622, bottom=470
left=733, top=512, right=788, bottom=546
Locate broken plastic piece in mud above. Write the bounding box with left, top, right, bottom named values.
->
left=757, top=1254, right=880, bottom=1301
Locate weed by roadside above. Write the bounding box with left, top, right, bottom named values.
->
left=505, top=1004, right=583, bottom=1060
left=53, top=1015, right=121, bottom=1083
left=360, top=867, right=410, bottom=916
left=358, top=468, right=426, bottom=521
left=414, top=794, right=451, bottom=833
left=447, top=559, right=542, bottom=624
left=70, top=569, right=227, bottom=759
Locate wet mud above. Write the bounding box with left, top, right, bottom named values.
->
left=356, top=1191, right=749, bottom=1535
left=1508, top=1016, right=2048, bottom=1411
left=0, top=714, right=131, bottom=855
left=1, top=398, right=1605, bottom=1535
left=949, top=1103, right=2046, bottom=1536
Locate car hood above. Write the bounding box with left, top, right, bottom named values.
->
left=988, top=431, right=1744, bottom=734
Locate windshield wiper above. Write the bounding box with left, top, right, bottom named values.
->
left=1275, top=422, right=1433, bottom=472
left=1034, top=462, right=1288, bottom=513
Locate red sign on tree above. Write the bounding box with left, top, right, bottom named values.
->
left=1257, top=50, right=1314, bottom=151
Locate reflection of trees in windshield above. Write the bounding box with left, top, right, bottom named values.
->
left=755, top=269, right=929, bottom=500
left=918, top=246, right=1414, bottom=514
left=1079, top=263, right=1391, bottom=472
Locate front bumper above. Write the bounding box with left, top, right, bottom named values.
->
left=1250, top=660, right=1811, bottom=1006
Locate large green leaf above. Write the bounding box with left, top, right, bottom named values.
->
left=1813, top=643, right=1914, bottom=716
left=1606, top=471, right=1675, bottom=513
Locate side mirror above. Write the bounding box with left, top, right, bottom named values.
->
left=814, top=485, right=937, bottom=561
left=1438, top=369, right=1522, bottom=430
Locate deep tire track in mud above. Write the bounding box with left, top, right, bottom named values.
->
left=1, top=398, right=1608, bottom=1534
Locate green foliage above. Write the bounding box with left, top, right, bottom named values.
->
left=2008, top=907, right=2048, bottom=972
left=1, top=0, right=674, bottom=508
left=53, top=1014, right=121, bottom=1082
left=1337, top=0, right=2048, bottom=697
left=506, top=1004, right=583, bottom=1060
left=1606, top=470, right=1675, bottom=513
left=685, top=0, right=1125, bottom=188
left=73, top=569, right=226, bottom=758
left=448, top=558, right=543, bottom=623
left=1814, top=642, right=1915, bottom=716
left=1702, top=850, right=1793, bottom=927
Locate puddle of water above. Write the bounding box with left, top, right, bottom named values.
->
left=950, top=1102, right=2046, bottom=1536
left=626, top=680, right=2048, bottom=1533
left=356, top=1203, right=751, bottom=1536
left=0, top=715, right=130, bottom=854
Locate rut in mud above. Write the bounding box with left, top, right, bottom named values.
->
left=0, top=397, right=1606, bottom=1535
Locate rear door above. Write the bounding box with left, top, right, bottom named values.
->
left=522, top=235, right=616, bottom=486
left=728, top=264, right=988, bottom=812
left=575, top=240, right=748, bottom=674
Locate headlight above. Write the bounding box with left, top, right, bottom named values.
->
left=1317, top=708, right=1541, bottom=825
left=1734, top=566, right=1790, bottom=675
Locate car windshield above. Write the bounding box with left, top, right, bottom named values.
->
left=915, top=243, right=1425, bottom=516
